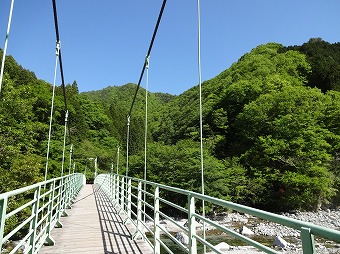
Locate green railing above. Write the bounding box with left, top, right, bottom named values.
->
left=95, top=173, right=340, bottom=254
left=0, top=173, right=84, bottom=254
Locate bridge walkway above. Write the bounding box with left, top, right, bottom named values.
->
left=40, top=184, right=152, bottom=254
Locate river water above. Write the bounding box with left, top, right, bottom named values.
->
left=147, top=209, right=340, bottom=254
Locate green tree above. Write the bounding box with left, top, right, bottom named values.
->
left=236, top=86, right=335, bottom=210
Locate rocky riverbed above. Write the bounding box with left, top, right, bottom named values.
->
left=254, top=209, right=340, bottom=237
left=147, top=208, right=340, bottom=253
left=213, top=209, right=340, bottom=253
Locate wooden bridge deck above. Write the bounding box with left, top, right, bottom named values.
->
left=40, top=184, right=152, bottom=254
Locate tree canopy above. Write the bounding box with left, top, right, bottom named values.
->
left=1, top=39, right=340, bottom=212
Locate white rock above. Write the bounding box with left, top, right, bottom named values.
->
left=239, top=226, right=254, bottom=235
left=273, top=236, right=288, bottom=249
left=175, top=232, right=189, bottom=245
left=214, top=242, right=230, bottom=252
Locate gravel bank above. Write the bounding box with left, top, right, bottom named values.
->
left=208, top=209, right=340, bottom=253
left=154, top=208, right=340, bottom=253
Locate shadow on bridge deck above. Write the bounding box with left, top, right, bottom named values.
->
left=40, top=184, right=152, bottom=254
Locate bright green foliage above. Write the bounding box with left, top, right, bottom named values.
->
left=130, top=141, right=201, bottom=191
left=0, top=155, right=43, bottom=193
left=205, top=158, right=249, bottom=204
left=236, top=86, right=335, bottom=210
left=1, top=39, right=340, bottom=213
left=129, top=140, right=248, bottom=211
left=153, top=41, right=340, bottom=211
left=0, top=73, right=46, bottom=183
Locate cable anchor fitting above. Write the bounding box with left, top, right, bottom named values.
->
left=55, top=41, right=61, bottom=56
left=145, top=55, right=150, bottom=69
left=127, top=115, right=131, bottom=126
left=65, top=110, right=69, bottom=122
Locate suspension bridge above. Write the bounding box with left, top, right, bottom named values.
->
left=1, top=173, right=340, bottom=254
left=0, top=0, right=340, bottom=254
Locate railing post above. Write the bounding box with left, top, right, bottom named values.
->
left=69, top=174, right=75, bottom=202
left=114, top=175, right=119, bottom=206
left=154, top=186, right=160, bottom=254
left=60, top=177, right=69, bottom=217
left=74, top=174, right=81, bottom=196
left=119, top=177, right=125, bottom=213
left=70, top=174, right=76, bottom=204
left=0, top=197, right=8, bottom=248
left=28, top=186, right=41, bottom=254
left=45, top=181, right=56, bottom=245
left=132, top=181, right=143, bottom=240
left=112, top=174, right=116, bottom=203
left=110, top=174, right=114, bottom=200
left=55, top=178, right=64, bottom=227
left=188, top=194, right=197, bottom=254
left=123, top=178, right=132, bottom=225
left=126, top=178, right=132, bottom=220
left=105, top=175, right=110, bottom=196
left=66, top=175, right=72, bottom=209
left=301, top=227, right=316, bottom=254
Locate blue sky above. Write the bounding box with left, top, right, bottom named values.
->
left=0, top=0, right=339, bottom=95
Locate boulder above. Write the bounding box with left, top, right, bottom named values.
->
left=175, top=232, right=189, bottom=245
left=239, top=226, right=254, bottom=235
left=273, top=236, right=288, bottom=249
left=214, top=242, right=230, bottom=252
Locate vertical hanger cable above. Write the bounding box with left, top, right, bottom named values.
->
left=0, top=0, right=15, bottom=93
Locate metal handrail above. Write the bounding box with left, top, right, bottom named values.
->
left=0, top=173, right=84, bottom=254
left=95, top=173, right=340, bottom=254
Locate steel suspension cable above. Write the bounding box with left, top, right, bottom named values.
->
left=51, top=0, right=72, bottom=146
left=51, top=0, right=66, bottom=108
left=44, top=42, right=60, bottom=182
left=61, top=110, right=68, bottom=176
left=116, top=145, right=120, bottom=174
left=197, top=0, right=206, bottom=253
left=144, top=56, right=150, bottom=221
left=51, top=0, right=74, bottom=176
left=125, top=0, right=167, bottom=178
left=68, top=144, right=73, bottom=175
left=127, top=0, right=167, bottom=118
left=0, top=0, right=15, bottom=93
left=125, top=116, right=130, bottom=177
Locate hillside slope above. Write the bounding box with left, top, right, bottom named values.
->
left=1, top=39, right=340, bottom=212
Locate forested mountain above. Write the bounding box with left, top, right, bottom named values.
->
left=82, top=84, right=175, bottom=153
left=1, top=38, right=340, bottom=212
left=279, top=38, right=340, bottom=92
left=133, top=40, right=340, bottom=211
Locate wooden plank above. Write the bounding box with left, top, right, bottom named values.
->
left=40, top=184, right=152, bottom=254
